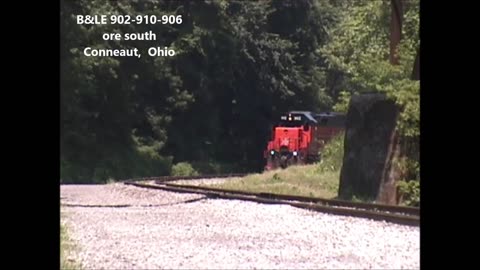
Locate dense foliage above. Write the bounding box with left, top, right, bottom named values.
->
left=61, top=0, right=419, bottom=184
left=321, top=0, right=419, bottom=137
left=317, top=132, right=344, bottom=173
left=319, top=0, right=420, bottom=205
left=171, top=162, right=199, bottom=177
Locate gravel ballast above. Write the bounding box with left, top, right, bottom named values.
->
left=61, top=183, right=419, bottom=269
left=170, top=177, right=238, bottom=186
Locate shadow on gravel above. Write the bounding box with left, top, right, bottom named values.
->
left=61, top=196, right=208, bottom=208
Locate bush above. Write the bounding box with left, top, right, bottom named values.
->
left=131, top=147, right=173, bottom=179
left=397, top=180, right=420, bottom=207
left=171, top=162, right=199, bottom=177
left=60, top=147, right=173, bottom=184
left=317, top=132, right=345, bottom=173
left=61, top=160, right=90, bottom=184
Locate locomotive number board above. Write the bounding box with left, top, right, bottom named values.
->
left=280, top=115, right=302, bottom=121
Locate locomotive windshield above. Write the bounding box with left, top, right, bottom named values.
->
left=278, top=114, right=307, bottom=127
left=277, top=112, right=314, bottom=127
left=275, top=111, right=346, bottom=127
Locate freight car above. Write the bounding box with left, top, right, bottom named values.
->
left=264, top=111, right=345, bottom=170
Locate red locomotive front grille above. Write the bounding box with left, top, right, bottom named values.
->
left=273, top=127, right=302, bottom=152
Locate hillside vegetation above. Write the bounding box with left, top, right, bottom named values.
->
left=61, top=0, right=419, bottom=187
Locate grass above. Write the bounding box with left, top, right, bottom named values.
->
left=61, top=214, right=81, bottom=270
left=208, top=164, right=340, bottom=199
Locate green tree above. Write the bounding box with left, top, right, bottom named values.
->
left=321, top=0, right=419, bottom=138
left=320, top=0, right=420, bottom=204
left=60, top=0, right=348, bottom=182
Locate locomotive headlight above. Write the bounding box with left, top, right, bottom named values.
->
left=270, top=150, right=275, bottom=155
left=293, top=151, right=298, bottom=156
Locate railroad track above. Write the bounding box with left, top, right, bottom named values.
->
left=123, top=177, right=419, bottom=227
left=120, top=173, right=248, bottom=183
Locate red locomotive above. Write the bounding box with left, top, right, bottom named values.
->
left=264, top=111, right=345, bottom=170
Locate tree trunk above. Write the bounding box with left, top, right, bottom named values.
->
left=390, top=0, right=403, bottom=65
left=411, top=48, right=420, bottom=80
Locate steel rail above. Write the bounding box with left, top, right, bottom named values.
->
left=124, top=181, right=419, bottom=226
